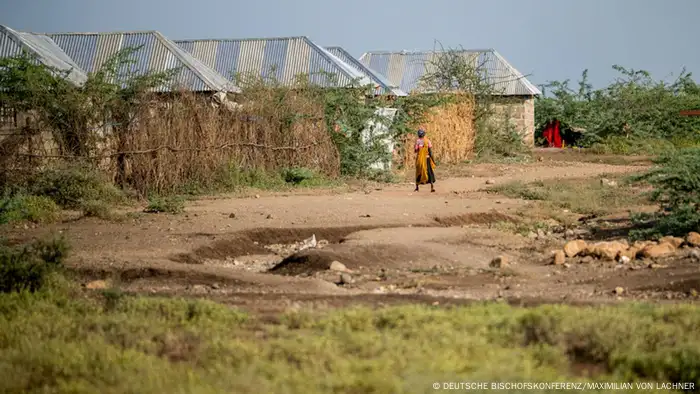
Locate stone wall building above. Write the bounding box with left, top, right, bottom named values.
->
left=358, top=49, right=540, bottom=148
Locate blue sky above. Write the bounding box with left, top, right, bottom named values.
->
left=3, top=0, right=697, bottom=89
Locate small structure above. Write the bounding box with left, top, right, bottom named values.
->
left=45, top=30, right=239, bottom=93
left=174, top=36, right=378, bottom=92
left=358, top=49, right=541, bottom=147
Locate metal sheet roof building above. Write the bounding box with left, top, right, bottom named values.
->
left=325, top=46, right=406, bottom=96
left=174, top=37, right=380, bottom=92
left=359, top=49, right=541, bottom=96
left=45, top=31, right=239, bottom=93
left=0, top=25, right=88, bottom=86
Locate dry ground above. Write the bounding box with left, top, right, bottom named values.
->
left=6, top=150, right=699, bottom=315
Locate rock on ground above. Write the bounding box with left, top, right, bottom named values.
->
left=85, top=280, right=108, bottom=290
left=330, top=261, right=352, bottom=273
left=553, top=250, right=566, bottom=265
left=687, top=232, right=700, bottom=247
left=563, top=240, right=587, bottom=258
left=490, top=255, right=509, bottom=268
left=588, top=241, right=628, bottom=261
left=641, top=242, right=676, bottom=259
left=338, top=273, right=354, bottom=285
left=660, top=236, right=685, bottom=249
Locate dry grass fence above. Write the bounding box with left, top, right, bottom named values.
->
left=400, top=94, right=476, bottom=170
left=1, top=90, right=341, bottom=195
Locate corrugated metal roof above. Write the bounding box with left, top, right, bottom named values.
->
left=45, top=31, right=239, bottom=93
left=174, top=36, right=376, bottom=90
left=0, top=25, right=88, bottom=86
left=358, top=49, right=541, bottom=96
left=325, top=47, right=407, bottom=96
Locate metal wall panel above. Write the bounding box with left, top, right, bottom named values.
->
left=214, top=40, right=241, bottom=80
left=261, top=39, right=288, bottom=82
left=282, top=38, right=309, bottom=84
left=192, top=40, right=218, bottom=70
left=237, top=40, right=265, bottom=79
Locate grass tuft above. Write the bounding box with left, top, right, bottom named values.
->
left=0, top=291, right=698, bottom=393
left=490, top=175, right=649, bottom=216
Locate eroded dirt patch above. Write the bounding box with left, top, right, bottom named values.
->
left=268, top=244, right=424, bottom=277
left=172, top=225, right=395, bottom=264
left=434, top=211, right=519, bottom=227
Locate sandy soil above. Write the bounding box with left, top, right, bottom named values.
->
left=6, top=152, right=700, bottom=314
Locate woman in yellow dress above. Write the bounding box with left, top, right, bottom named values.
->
left=414, top=128, right=436, bottom=192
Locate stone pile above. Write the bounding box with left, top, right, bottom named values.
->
left=553, top=232, right=700, bottom=265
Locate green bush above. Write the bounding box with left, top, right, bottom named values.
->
left=80, top=199, right=114, bottom=219
left=282, top=167, right=315, bottom=185
left=28, top=165, right=125, bottom=209
left=474, top=116, right=531, bottom=162
left=0, top=236, right=70, bottom=293
left=211, top=165, right=286, bottom=191
left=0, top=296, right=699, bottom=392
left=144, top=196, right=185, bottom=214
left=588, top=136, right=676, bottom=156
left=535, top=66, right=700, bottom=153
left=630, top=147, right=700, bottom=239
left=0, top=195, right=60, bottom=224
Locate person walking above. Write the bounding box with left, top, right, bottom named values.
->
left=414, top=128, right=436, bottom=192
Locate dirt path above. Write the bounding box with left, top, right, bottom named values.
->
left=12, top=157, right=699, bottom=313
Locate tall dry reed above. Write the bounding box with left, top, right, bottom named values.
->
left=401, top=94, right=476, bottom=169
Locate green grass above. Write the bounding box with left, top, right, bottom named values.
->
left=492, top=220, right=555, bottom=237
left=179, top=166, right=344, bottom=196
left=0, top=195, right=61, bottom=224
left=490, top=175, right=649, bottom=216
left=27, top=165, right=126, bottom=210
left=588, top=136, right=700, bottom=157
left=144, top=196, right=186, bottom=214
left=0, top=236, right=69, bottom=293
left=1, top=285, right=699, bottom=393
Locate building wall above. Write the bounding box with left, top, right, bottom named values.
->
left=488, top=95, right=536, bottom=147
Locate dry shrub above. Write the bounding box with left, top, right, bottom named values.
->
left=1, top=90, right=341, bottom=196
left=114, top=91, right=340, bottom=195
left=401, top=94, right=475, bottom=169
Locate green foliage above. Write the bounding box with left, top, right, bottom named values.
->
left=26, top=165, right=125, bottom=210
left=0, top=195, right=60, bottom=224
left=588, top=136, right=677, bottom=156
left=323, top=91, right=387, bottom=177
left=0, top=236, right=69, bottom=293
left=474, top=115, right=531, bottom=162
left=211, top=164, right=286, bottom=191
left=491, top=175, right=647, bottom=216
left=629, top=148, right=700, bottom=239
left=144, top=196, right=185, bottom=214
left=282, top=167, right=315, bottom=185
left=80, top=199, right=114, bottom=220
left=0, top=288, right=699, bottom=392
left=536, top=66, right=700, bottom=151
